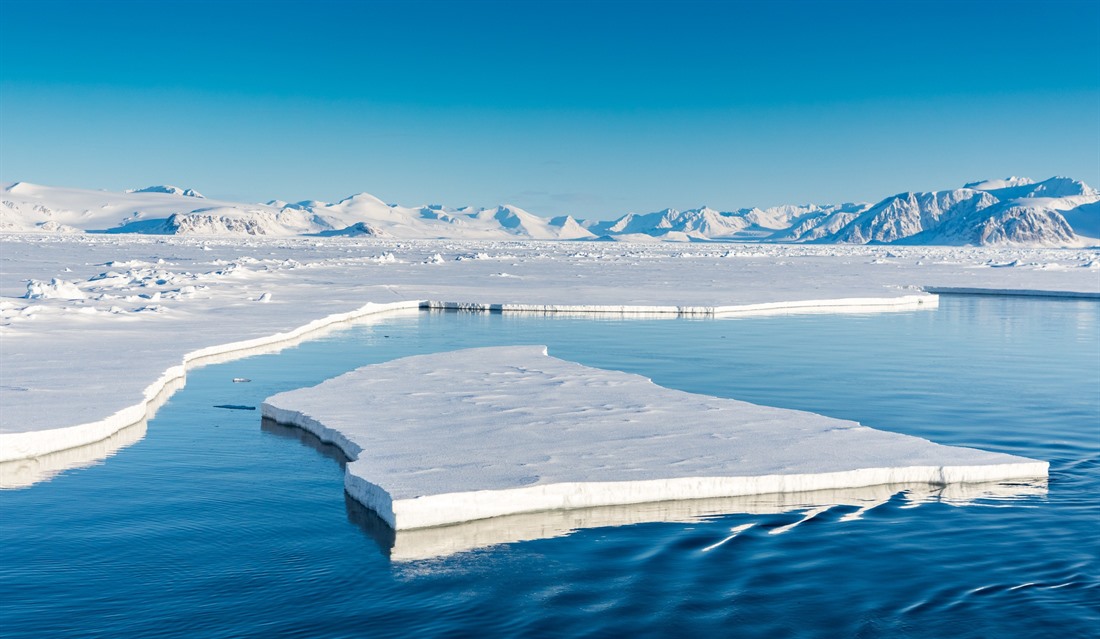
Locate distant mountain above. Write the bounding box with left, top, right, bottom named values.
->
left=1, top=177, right=1097, bottom=246
left=582, top=176, right=1097, bottom=246
left=826, top=189, right=1000, bottom=244
left=585, top=203, right=867, bottom=242
left=126, top=185, right=206, bottom=198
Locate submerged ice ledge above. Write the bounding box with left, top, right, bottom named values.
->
left=262, top=346, right=1048, bottom=532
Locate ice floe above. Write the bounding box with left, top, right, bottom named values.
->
left=262, top=346, right=1048, bottom=534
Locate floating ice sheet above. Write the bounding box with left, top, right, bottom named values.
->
left=262, top=346, right=1048, bottom=532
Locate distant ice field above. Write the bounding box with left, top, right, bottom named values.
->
left=0, top=296, right=1096, bottom=638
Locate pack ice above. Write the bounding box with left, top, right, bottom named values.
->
left=262, top=346, right=1047, bottom=531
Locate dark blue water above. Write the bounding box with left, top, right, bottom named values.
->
left=2, top=297, right=1097, bottom=638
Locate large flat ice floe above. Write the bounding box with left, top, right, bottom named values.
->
left=262, top=346, right=1048, bottom=532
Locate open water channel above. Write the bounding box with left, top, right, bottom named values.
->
left=1, top=296, right=1097, bottom=637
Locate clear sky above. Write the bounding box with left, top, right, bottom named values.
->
left=1, top=0, right=1098, bottom=219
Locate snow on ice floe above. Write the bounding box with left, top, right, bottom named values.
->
left=262, top=346, right=1048, bottom=535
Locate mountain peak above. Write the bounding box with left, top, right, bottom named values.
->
left=967, top=176, right=1097, bottom=200
left=4, top=177, right=1096, bottom=246
left=964, top=177, right=1035, bottom=191
left=127, top=185, right=205, bottom=198
left=333, top=191, right=390, bottom=208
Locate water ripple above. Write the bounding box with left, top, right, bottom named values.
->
left=1, top=297, right=1097, bottom=638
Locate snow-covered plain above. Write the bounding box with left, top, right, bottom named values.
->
left=263, top=346, right=1047, bottom=533
left=0, top=233, right=1097, bottom=488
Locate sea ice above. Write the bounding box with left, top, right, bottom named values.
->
left=262, top=346, right=1048, bottom=532
left=1, top=235, right=1096, bottom=479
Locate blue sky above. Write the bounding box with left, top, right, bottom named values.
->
left=2, top=0, right=1098, bottom=219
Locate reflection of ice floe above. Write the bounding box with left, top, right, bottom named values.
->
left=261, top=417, right=350, bottom=468
left=0, top=373, right=184, bottom=489
left=341, top=480, right=1047, bottom=561
left=0, top=420, right=147, bottom=489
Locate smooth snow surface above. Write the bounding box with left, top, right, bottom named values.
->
left=262, top=346, right=1047, bottom=531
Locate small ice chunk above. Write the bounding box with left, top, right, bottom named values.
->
left=24, top=278, right=86, bottom=300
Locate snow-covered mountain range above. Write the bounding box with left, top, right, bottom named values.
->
left=2, top=177, right=1096, bottom=246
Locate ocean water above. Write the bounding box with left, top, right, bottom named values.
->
left=1, top=296, right=1097, bottom=638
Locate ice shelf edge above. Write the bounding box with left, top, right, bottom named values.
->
left=0, top=300, right=423, bottom=464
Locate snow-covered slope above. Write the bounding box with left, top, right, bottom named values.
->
left=958, top=177, right=1100, bottom=244
left=963, top=176, right=1035, bottom=192
left=968, top=176, right=1097, bottom=201
left=1061, top=201, right=1100, bottom=240
left=774, top=204, right=869, bottom=242
left=0, top=182, right=297, bottom=235
left=2, top=176, right=1097, bottom=245
left=826, top=189, right=999, bottom=244
left=584, top=203, right=849, bottom=241
left=126, top=185, right=205, bottom=198
left=307, top=196, right=597, bottom=240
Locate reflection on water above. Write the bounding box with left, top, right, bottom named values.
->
left=345, top=478, right=1047, bottom=562
left=261, top=418, right=349, bottom=468
left=0, top=373, right=185, bottom=489
left=0, top=420, right=148, bottom=489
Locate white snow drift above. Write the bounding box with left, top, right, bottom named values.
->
left=262, top=346, right=1048, bottom=531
